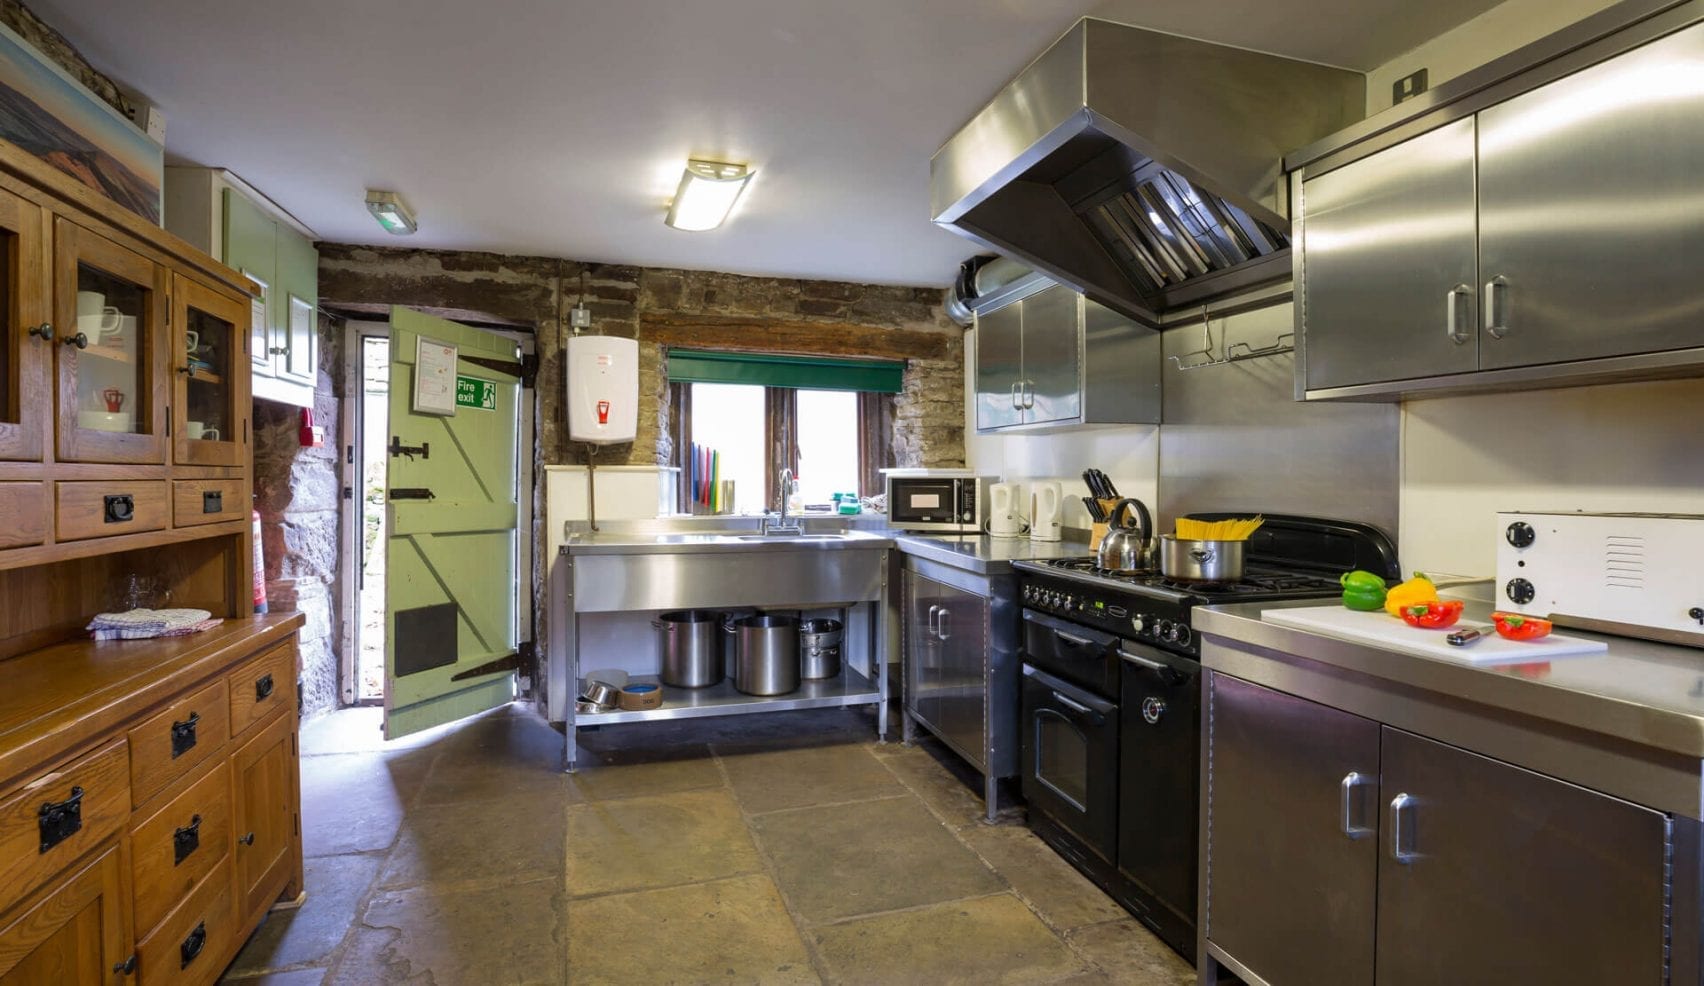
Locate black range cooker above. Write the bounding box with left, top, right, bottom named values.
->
left=1012, top=514, right=1399, bottom=963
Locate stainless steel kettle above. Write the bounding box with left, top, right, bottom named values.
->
left=1096, top=497, right=1153, bottom=573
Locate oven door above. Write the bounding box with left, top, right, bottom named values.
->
left=1021, top=665, right=1119, bottom=862
left=1117, top=641, right=1202, bottom=950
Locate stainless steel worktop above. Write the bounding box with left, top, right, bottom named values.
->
left=564, top=528, right=893, bottom=555
left=891, top=534, right=1091, bottom=576
left=1196, top=597, right=1704, bottom=818
left=1198, top=599, right=1704, bottom=757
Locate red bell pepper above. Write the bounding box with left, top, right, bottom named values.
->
left=1401, top=600, right=1464, bottom=629
left=1492, top=612, right=1553, bottom=641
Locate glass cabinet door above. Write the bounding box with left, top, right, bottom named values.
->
left=0, top=187, right=46, bottom=462
left=173, top=274, right=248, bottom=466
left=53, top=218, right=166, bottom=463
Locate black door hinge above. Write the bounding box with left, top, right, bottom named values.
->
left=520, top=353, right=539, bottom=389
left=342, top=485, right=353, bottom=501
left=389, top=488, right=435, bottom=500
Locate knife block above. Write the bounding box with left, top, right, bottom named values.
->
left=1088, top=498, right=1122, bottom=552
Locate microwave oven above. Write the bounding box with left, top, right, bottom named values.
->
left=885, top=474, right=994, bottom=532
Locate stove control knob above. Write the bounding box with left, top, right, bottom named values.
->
left=1141, top=696, right=1168, bottom=725
left=1174, top=625, right=1193, bottom=646
left=1155, top=619, right=1172, bottom=640
left=1505, top=577, right=1536, bottom=605
left=1505, top=521, right=1536, bottom=549
left=1130, top=615, right=1146, bottom=634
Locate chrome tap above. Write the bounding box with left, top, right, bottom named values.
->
left=763, top=467, right=803, bottom=535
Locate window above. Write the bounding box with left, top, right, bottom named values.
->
left=674, top=381, right=896, bottom=515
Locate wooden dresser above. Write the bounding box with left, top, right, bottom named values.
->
left=0, top=130, right=307, bottom=985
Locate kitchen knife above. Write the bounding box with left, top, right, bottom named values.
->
left=1081, top=470, right=1100, bottom=499
left=1446, top=624, right=1494, bottom=647
left=1083, top=496, right=1104, bottom=522
left=1086, top=469, right=1108, bottom=500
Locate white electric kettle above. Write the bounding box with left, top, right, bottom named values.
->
left=1030, top=482, right=1063, bottom=542
left=989, top=482, right=1026, bottom=538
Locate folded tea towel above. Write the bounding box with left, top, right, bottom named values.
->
left=88, top=608, right=215, bottom=640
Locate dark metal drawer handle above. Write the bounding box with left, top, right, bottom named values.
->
left=37, top=785, right=84, bottom=853
left=171, top=712, right=200, bottom=759
left=256, top=673, right=275, bottom=701
left=173, top=814, right=202, bottom=865
left=104, top=493, right=134, bottom=523
left=239, top=831, right=255, bottom=846
left=179, top=921, right=207, bottom=968
left=202, top=490, right=222, bottom=513
left=113, top=953, right=137, bottom=975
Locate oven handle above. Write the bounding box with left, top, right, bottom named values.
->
left=1118, top=649, right=1189, bottom=687
left=1023, top=665, right=1117, bottom=725
left=1022, top=610, right=1118, bottom=651
left=1051, top=692, right=1106, bottom=727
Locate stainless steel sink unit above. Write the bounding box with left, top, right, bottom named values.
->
left=549, top=525, right=894, bottom=770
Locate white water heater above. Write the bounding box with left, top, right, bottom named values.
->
left=567, top=335, right=638, bottom=444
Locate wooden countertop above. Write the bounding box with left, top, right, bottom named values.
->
left=0, top=613, right=306, bottom=791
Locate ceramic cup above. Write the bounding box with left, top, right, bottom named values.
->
left=76, top=290, right=106, bottom=317
left=185, top=329, right=200, bottom=353
left=186, top=421, right=219, bottom=441
left=77, top=308, right=121, bottom=340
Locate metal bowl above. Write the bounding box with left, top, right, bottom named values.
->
left=580, top=679, right=622, bottom=709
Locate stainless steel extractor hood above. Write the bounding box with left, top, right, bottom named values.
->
left=931, top=19, right=1365, bottom=326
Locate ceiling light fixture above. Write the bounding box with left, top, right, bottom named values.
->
left=365, top=190, right=418, bottom=235
left=664, top=160, right=752, bottom=231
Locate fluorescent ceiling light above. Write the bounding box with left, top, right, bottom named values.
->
left=365, top=190, right=418, bottom=235
left=664, top=160, right=752, bottom=231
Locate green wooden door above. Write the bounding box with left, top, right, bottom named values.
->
left=383, top=307, right=520, bottom=739
left=221, top=188, right=276, bottom=373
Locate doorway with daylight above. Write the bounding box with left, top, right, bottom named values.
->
left=339, top=317, right=536, bottom=730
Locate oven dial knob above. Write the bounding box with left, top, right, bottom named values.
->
left=1064, top=595, right=1078, bottom=611
left=1505, top=577, right=1536, bottom=605
left=1505, top=521, right=1536, bottom=549
left=1173, top=625, right=1192, bottom=646
left=1154, top=619, right=1172, bottom=640
left=1141, top=696, right=1168, bottom=725
left=1129, top=615, right=1146, bottom=634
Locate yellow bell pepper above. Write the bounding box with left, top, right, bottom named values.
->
left=1383, top=572, right=1438, bottom=617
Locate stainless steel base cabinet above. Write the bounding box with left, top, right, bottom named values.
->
left=1205, top=673, right=1380, bottom=985
left=901, top=559, right=1020, bottom=822
left=1204, top=672, right=1671, bottom=986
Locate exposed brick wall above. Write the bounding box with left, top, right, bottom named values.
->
left=0, top=1, right=131, bottom=116
left=252, top=315, right=345, bottom=718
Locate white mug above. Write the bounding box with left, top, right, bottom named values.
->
left=76, top=290, right=106, bottom=317
left=186, top=421, right=219, bottom=441
left=77, top=307, right=122, bottom=340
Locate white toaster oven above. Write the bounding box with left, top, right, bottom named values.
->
left=1495, top=511, right=1704, bottom=647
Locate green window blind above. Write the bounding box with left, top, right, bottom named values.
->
left=667, top=349, right=903, bottom=393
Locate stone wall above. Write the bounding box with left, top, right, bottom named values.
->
left=0, top=2, right=131, bottom=116
left=252, top=315, right=345, bottom=718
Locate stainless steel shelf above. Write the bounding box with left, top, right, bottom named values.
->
left=576, top=668, right=881, bottom=726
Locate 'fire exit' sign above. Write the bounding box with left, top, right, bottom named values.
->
left=455, top=376, right=496, bottom=410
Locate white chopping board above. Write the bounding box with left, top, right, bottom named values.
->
left=1263, top=605, right=1608, bottom=665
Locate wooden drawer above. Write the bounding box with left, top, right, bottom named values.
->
left=128, top=680, right=229, bottom=809
left=171, top=479, right=243, bottom=528
left=0, top=740, right=129, bottom=917
left=136, top=857, right=235, bottom=986
left=229, top=642, right=296, bottom=739
left=55, top=480, right=168, bottom=542
left=0, top=482, right=47, bottom=549
left=130, top=760, right=231, bottom=937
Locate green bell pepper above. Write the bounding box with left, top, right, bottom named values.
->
left=1340, top=570, right=1388, bottom=611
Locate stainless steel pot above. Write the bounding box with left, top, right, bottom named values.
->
left=721, top=608, right=759, bottom=681
left=733, top=614, right=800, bottom=696
left=799, top=618, right=844, bottom=680
left=1158, top=534, right=1245, bottom=582
left=654, top=609, right=723, bottom=688
left=1096, top=497, right=1153, bottom=573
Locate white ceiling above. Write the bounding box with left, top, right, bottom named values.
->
left=33, top=0, right=1502, bottom=288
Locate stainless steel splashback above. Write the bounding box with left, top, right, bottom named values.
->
left=1157, top=303, right=1399, bottom=536
left=931, top=18, right=1364, bottom=326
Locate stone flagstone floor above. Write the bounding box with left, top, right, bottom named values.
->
left=218, top=703, right=1198, bottom=985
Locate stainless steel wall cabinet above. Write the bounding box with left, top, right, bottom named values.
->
left=973, top=281, right=1160, bottom=433
left=1291, top=9, right=1704, bottom=400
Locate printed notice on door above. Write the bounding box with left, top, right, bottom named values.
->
left=413, top=336, right=458, bottom=415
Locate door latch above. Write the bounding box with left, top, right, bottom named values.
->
left=389, top=436, right=429, bottom=460
left=389, top=488, right=436, bottom=500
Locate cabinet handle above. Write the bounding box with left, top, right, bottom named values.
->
left=113, top=953, right=137, bottom=975
left=179, top=921, right=206, bottom=968
left=926, top=604, right=940, bottom=636
left=1009, top=382, right=1021, bottom=410
left=239, top=831, right=255, bottom=846
left=1390, top=792, right=1419, bottom=864
left=1483, top=274, right=1510, bottom=339
left=173, top=814, right=202, bottom=865
left=1340, top=772, right=1374, bottom=840
left=1022, top=380, right=1035, bottom=410
left=170, top=711, right=200, bottom=759
left=27, top=322, right=52, bottom=341
left=178, top=364, right=195, bottom=377
left=936, top=610, right=951, bottom=641
left=1445, top=284, right=1472, bottom=345
left=37, top=784, right=84, bottom=853
left=256, top=672, right=275, bottom=701
left=60, top=331, right=87, bottom=349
